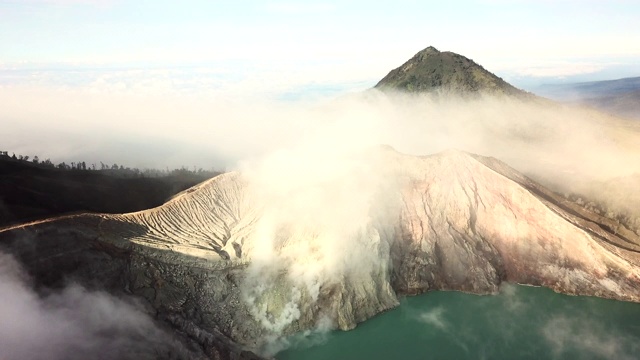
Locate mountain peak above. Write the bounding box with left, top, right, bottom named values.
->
left=375, top=46, right=527, bottom=97
left=418, top=46, right=440, bottom=55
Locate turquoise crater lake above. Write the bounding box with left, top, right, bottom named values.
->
left=277, top=285, right=640, bottom=360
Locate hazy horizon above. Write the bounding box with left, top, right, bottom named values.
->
left=2, top=0, right=640, bottom=169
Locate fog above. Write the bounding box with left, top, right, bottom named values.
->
left=3, top=84, right=640, bottom=184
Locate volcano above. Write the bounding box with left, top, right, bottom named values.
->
left=375, top=46, right=528, bottom=98
left=2, top=148, right=640, bottom=357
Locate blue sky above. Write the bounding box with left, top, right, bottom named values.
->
left=1, top=0, right=640, bottom=94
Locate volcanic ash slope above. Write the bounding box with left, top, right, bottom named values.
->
left=2, top=148, right=640, bottom=354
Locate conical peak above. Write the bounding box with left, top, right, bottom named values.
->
left=418, top=46, right=440, bottom=55
left=375, top=46, right=528, bottom=97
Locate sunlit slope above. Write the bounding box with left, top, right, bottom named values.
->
left=107, top=172, right=257, bottom=261
left=97, top=149, right=640, bottom=301
left=391, top=150, right=640, bottom=299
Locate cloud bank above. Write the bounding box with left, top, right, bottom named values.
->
left=3, top=81, right=640, bottom=181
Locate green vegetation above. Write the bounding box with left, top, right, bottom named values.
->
left=374, top=46, right=528, bottom=98
left=0, top=150, right=219, bottom=180
left=0, top=149, right=222, bottom=227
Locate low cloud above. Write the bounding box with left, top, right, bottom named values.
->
left=3, top=82, right=640, bottom=185
left=0, top=250, right=195, bottom=360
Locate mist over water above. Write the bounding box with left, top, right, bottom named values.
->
left=278, top=284, right=640, bottom=360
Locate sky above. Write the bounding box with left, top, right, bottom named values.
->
left=1, top=0, right=640, bottom=167
left=2, top=0, right=640, bottom=91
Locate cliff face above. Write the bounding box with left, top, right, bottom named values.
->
left=375, top=46, right=528, bottom=98
left=391, top=151, right=640, bottom=299
left=2, top=149, right=640, bottom=357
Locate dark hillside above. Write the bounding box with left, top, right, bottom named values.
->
left=0, top=157, right=218, bottom=227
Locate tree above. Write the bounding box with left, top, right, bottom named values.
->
left=32, top=156, right=39, bottom=164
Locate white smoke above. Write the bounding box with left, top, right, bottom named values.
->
left=210, top=89, right=640, bottom=350
left=236, top=112, right=405, bottom=348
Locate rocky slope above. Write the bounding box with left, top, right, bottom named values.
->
left=2, top=148, right=640, bottom=357
left=375, top=46, right=528, bottom=97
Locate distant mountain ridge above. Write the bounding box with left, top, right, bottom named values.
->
left=538, top=76, right=640, bottom=100
left=375, top=46, right=528, bottom=97
left=536, top=76, right=640, bottom=120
